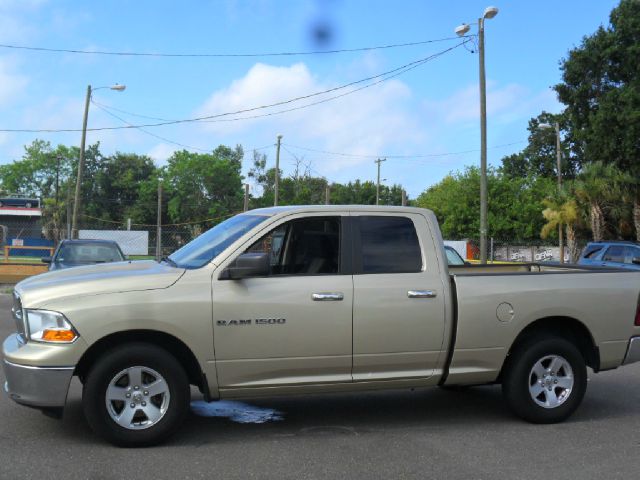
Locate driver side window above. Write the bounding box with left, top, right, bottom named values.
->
left=245, top=216, right=341, bottom=276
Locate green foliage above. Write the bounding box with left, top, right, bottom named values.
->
left=500, top=112, right=580, bottom=179
left=415, top=166, right=555, bottom=240
left=541, top=196, right=579, bottom=240
left=85, top=152, right=157, bottom=222
left=555, top=0, right=640, bottom=175
left=164, top=146, right=245, bottom=224
left=0, top=140, right=76, bottom=199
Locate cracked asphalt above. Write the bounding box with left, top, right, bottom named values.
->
left=0, top=294, right=638, bottom=480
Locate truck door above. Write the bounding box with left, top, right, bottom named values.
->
left=211, top=214, right=353, bottom=389
left=351, top=213, right=447, bottom=381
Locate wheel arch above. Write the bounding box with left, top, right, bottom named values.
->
left=501, top=316, right=600, bottom=378
left=74, top=329, right=209, bottom=399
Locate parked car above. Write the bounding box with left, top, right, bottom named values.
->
left=444, top=245, right=469, bottom=265
left=577, top=241, right=640, bottom=270
left=0, top=194, right=40, bottom=208
left=4, top=206, right=640, bottom=446
left=43, top=239, right=126, bottom=271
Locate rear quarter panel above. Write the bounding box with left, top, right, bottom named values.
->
left=448, top=271, right=640, bottom=384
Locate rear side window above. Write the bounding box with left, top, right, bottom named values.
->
left=355, top=216, right=422, bottom=274
left=582, top=245, right=603, bottom=259
left=623, top=246, right=640, bottom=264
left=603, top=245, right=624, bottom=263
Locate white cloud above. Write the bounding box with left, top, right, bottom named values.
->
left=194, top=62, right=425, bottom=171
left=147, top=143, right=176, bottom=165
left=425, top=81, right=561, bottom=126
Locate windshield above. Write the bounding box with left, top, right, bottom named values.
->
left=168, top=214, right=269, bottom=269
left=56, top=243, right=124, bottom=263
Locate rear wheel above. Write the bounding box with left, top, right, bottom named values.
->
left=502, top=336, right=587, bottom=423
left=82, top=343, right=190, bottom=447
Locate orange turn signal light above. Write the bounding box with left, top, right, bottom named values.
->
left=41, top=329, right=77, bottom=342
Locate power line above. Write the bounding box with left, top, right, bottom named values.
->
left=93, top=101, right=277, bottom=155
left=0, top=41, right=469, bottom=133
left=281, top=141, right=526, bottom=159
left=96, top=41, right=464, bottom=129
left=91, top=100, right=212, bottom=152
left=0, top=36, right=468, bottom=58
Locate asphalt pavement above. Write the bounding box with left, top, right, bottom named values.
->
left=0, top=293, right=638, bottom=480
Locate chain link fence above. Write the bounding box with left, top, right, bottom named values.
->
left=458, top=238, right=591, bottom=263
left=2, top=213, right=594, bottom=264
left=0, top=216, right=236, bottom=261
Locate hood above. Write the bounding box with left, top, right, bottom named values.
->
left=16, top=260, right=185, bottom=308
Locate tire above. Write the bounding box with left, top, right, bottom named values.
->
left=502, top=335, right=587, bottom=424
left=82, top=343, right=190, bottom=447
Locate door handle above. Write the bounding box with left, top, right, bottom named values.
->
left=407, top=290, right=437, bottom=298
left=312, top=292, right=344, bottom=301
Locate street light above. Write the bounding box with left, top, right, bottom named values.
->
left=71, top=84, right=126, bottom=238
left=539, top=121, right=564, bottom=263
left=455, top=6, right=499, bottom=264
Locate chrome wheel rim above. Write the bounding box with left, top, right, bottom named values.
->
left=105, top=366, right=171, bottom=430
left=528, top=355, right=574, bottom=409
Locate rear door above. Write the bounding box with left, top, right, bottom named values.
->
left=602, top=245, right=625, bottom=267
left=351, top=213, right=447, bottom=381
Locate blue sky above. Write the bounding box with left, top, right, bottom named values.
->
left=0, top=0, right=619, bottom=198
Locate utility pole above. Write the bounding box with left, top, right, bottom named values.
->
left=66, top=182, right=72, bottom=239
left=325, top=184, right=331, bottom=205
left=401, top=189, right=407, bottom=207
left=244, top=184, right=250, bottom=212
left=70, top=83, right=126, bottom=239
left=55, top=155, right=61, bottom=206
left=539, top=120, right=565, bottom=263
left=156, top=180, right=162, bottom=261
left=274, top=134, right=282, bottom=206
left=555, top=121, right=564, bottom=264
left=375, top=158, right=386, bottom=205
left=478, top=16, right=488, bottom=264
left=71, top=85, right=92, bottom=239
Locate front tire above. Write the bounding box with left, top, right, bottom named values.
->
left=502, top=336, right=587, bottom=424
left=82, top=343, right=190, bottom=447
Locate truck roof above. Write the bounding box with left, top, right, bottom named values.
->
left=247, top=205, right=431, bottom=216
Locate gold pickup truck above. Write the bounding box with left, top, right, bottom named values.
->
left=3, top=206, right=640, bottom=446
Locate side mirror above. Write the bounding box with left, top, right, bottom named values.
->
left=219, top=252, right=270, bottom=280
left=41, top=256, right=52, bottom=264
left=632, top=257, right=640, bottom=265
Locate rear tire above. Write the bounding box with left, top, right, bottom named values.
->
left=82, top=343, right=190, bottom=447
left=502, top=336, right=587, bottom=424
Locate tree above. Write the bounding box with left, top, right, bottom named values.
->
left=86, top=152, right=158, bottom=223
left=500, top=112, right=580, bottom=180
left=415, top=166, right=555, bottom=240
left=573, top=162, right=621, bottom=241
left=0, top=139, right=77, bottom=200
left=555, top=0, right=640, bottom=238
left=541, top=194, right=580, bottom=262
left=164, top=146, right=245, bottom=225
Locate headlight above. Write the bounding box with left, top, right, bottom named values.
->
left=25, top=309, right=78, bottom=343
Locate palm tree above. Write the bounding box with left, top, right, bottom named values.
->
left=573, top=162, right=620, bottom=241
left=541, top=194, right=580, bottom=262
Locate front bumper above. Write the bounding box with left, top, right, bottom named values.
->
left=3, top=359, right=74, bottom=408
left=622, top=336, right=640, bottom=366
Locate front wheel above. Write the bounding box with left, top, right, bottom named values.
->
left=82, top=343, right=190, bottom=447
left=502, top=336, right=587, bottom=424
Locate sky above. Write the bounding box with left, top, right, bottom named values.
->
left=0, top=0, right=620, bottom=198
